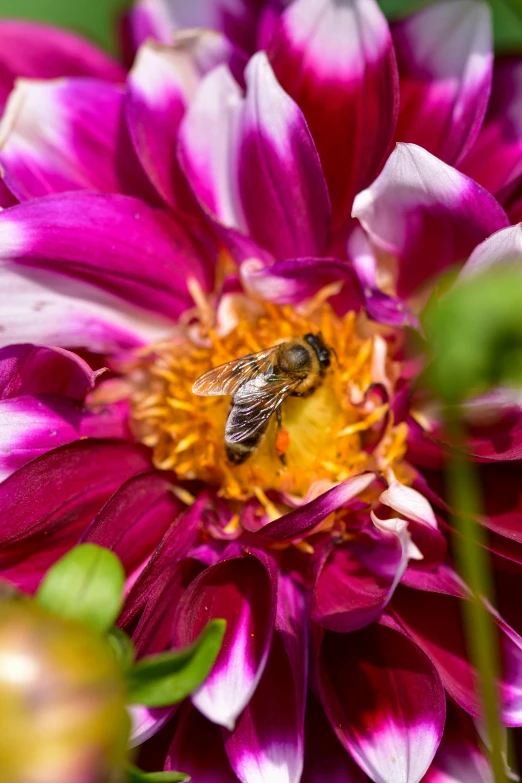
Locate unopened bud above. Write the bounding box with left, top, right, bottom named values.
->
left=0, top=600, right=129, bottom=783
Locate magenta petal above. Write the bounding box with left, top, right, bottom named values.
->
left=172, top=552, right=277, bottom=729
left=82, top=472, right=183, bottom=575
left=0, top=192, right=213, bottom=319
left=0, top=343, right=97, bottom=400
left=0, top=78, right=152, bottom=202
left=318, top=624, right=446, bottom=783
left=0, top=439, right=152, bottom=587
left=166, top=704, right=238, bottom=781
left=461, top=57, right=522, bottom=201
left=393, top=0, right=492, bottom=165
left=263, top=473, right=375, bottom=541
left=0, top=21, right=124, bottom=108
left=459, top=223, right=522, bottom=278
left=129, top=704, right=176, bottom=748
left=237, top=52, right=331, bottom=258
left=269, top=0, right=398, bottom=230
left=311, top=516, right=417, bottom=633
left=393, top=586, right=522, bottom=726
left=225, top=575, right=307, bottom=783
left=302, top=693, right=367, bottom=783
left=352, top=143, right=509, bottom=297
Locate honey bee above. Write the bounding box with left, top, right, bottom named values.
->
left=192, top=333, right=332, bottom=464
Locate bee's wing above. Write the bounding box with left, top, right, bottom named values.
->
left=192, top=346, right=280, bottom=397
left=225, top=374, right=300, bottom=444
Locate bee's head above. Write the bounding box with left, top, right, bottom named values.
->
left=304, top=332, right=332, bottom=371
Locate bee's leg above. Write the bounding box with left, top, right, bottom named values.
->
left=275, top=407, right=287, bottom=466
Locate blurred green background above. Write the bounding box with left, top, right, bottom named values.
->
left=0, top=0, right=520, bottom=54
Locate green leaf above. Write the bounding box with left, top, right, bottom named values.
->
left=36, top=544, right=125, bottom=633
left=126, top=766, right=190, bottom=782
left=423, top=267, right=522, bottom=403
left=126, top=619, right=226, bottom=707
left=107, top=626, right=135, bottom=670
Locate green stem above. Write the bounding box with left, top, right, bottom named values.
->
left=445, top=412, right=507, bottom=783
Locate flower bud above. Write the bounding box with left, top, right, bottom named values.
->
left=0, top=600, right=129, bottom=783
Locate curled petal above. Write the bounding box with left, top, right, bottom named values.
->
left=0, top=343, right=97, bottom=400
left=393, top=586, right=522, bottom=726
left=269, top=0, right=398, bottom=229
left=240, top=257, right=364, bottom=314
left=0, top=264, right=172, bottom=354
left=166, top=703, right=238, bottom=781
left=352, top=144, right=509, bottom=298
left=82, top=472, right=183, bottom=575
left=393, top=0, right=492, bottom=165
left=461, top=57, right=522, bottom=201
left=317, top=623, right=446, bottom=783
left=0, top=192, right=213, bottom=320
left=263, top=472, right=375, bottom=541
left=0, top=78, right=152, bottom=202
left=172, top=552, right=277, bottom=729
left=312, top=516, right=420, bottom=633
left=236, top=52, right=331, bottom=258
left=0, top=395, right=101, bottom=480
left=379, top=480, right=447, bottom=565
left=0, top=20, right=124, bottom=108
left=225, top=579, right=307, bottom=783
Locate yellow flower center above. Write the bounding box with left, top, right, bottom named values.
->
left=130, top=295, right=411, bottom=500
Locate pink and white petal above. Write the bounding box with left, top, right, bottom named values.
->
left=269, top=0, right=398, bottom=230
left=178, top=64, right=245, bottom=228
left=392, top=586, right=522, bottom=726
left=237, top=52, right=331, bottom=258
left=423, top=702, right=493, bottom=783
left=0, top=192, right=213, bottom=319
left=0, top=343, right=97, bottom=400
left=312, top=515, right=421, bottom=633
left=126, top=35, right=239, bottom=208
left=380, top=480, right=447, bottom=566
left=82, top=472, right=183, bottom=575
left=393, top=0, right=492, bottom=165
left=0, top=265, right=173, bottom=354
left=352, top=144, right=509, bottom=298
left=302, top=693, right=368, bottom=783
left=128, top=705, right=176, bottom=748
left=0, top=78, right=152, bottom=202
left=461, top=57, right=522, bottom=200
left=0, top=21, right=124, bottom=109
left=262, top=472, right=375, bottom=541
left=172, top=552, right=277, bottom=729
left=0, top=394, right=104, bottom=480
left=459, top=223, right=522, bottom=278
left=166, top=704, right=239, bottom=782
left=317, top=624, right=446, bottom=783
left=224, top=630, right=305, bottom=783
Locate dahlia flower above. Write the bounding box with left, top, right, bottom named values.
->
left=0, top=0, right=522, bottom=781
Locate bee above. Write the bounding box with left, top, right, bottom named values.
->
left=192, top=333, right=332, bottom=465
